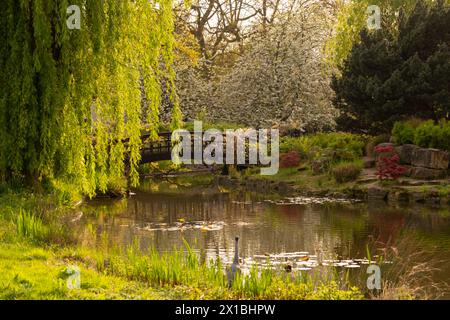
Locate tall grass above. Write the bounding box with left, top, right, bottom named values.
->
left=348, top=235, right=448, bottom=299
left=13, top=208, right=72, bottom=244
left=94, top=239, right=362, bottom=300
left=16, top=209, right=48, bottom=242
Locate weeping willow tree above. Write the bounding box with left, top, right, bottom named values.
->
left=0, top=0, right=182, bottom=196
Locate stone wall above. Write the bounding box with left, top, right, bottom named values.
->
left=394, top=144, right=449, bottom=179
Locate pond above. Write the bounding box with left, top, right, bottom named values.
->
left=76, top=176, right=450, bottom=298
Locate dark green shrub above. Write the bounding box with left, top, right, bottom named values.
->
left=331, top=162, right=362, bottom=183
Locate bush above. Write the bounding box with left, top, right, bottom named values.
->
left=374, top=145, right=407, bottom=180
left=392, top=119, right=450, bottom=152
left=280, top=136, right=312, bottom=159
left=280, top=151, right=301, bottom=168
left=280, top=133, right=366, bottom=163
left=331, top=162, right=362, bottom=183
left=392, top=122, right=415, bottom=145
left=413, top=120, right=441, bottom=149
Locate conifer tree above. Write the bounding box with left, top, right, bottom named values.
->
left=332, top=0, right=450, bottom=133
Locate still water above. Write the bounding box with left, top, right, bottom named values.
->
left=77, top=177, right=450, bottom=297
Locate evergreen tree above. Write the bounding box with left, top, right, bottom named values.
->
left=332, top=0, right=450, bottom=133
left=0, top=0, right=181, bottom=194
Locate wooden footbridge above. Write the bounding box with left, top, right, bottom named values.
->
left=138, top=132, right=174, bottom=163
left=134, top=131, right=273, bottom=164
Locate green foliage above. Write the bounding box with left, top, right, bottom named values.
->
left=391, top=119, right=450, bottom=151
left=414, top=120, right=450, bottom=151
left=332, top=1, right=450, bottom=133
left=95, top=240, right=362, bottom=300
left=14, top=208, right=68, bottom=244
left=0, top=0, right=180, bottom=195
left=332, top=162, right=362, bottom=183
left=392, top=121, right=416, bottom=144
left=413, top=120, right=440, bottom=149
left=281, top=133, right=366, bottom=163
left=16, top=209, right=48, bottom=242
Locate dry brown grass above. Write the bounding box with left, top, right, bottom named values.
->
left=366, top=234, right=449, bottom=300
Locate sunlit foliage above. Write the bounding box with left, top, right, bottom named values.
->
left=0, top=0, right=181, bottom=195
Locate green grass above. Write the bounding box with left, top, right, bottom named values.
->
left=0, top=243, right=171, bottom=299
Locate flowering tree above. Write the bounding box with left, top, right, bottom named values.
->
left=167, top=0, right=339, bottom=131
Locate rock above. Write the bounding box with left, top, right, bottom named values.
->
left=376, top=143, right=395, bottom=149
left=395, top=144, right=419, bottom=165
left=356, top=177, right=378, bottom=184
left=399, top=179, right=442, bottom=186
left=410, top=167, right=447, bottom=180
left=363, top=157, right=376, bottom=168
left=411, top=148, right=449, bottom=170
left=425, top=190, right=441, bottom=204
left=387, top=190, right=410, bottom=202
left=368, top=186, right=388, bottom=201
left=410, top=192, right=426, bottom=203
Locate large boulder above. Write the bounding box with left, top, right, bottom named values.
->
left=395, top=144, right=419, bottom=165
left=411, top=148, right=449, bottom=169
left=410, top=167, right=447, bottom=180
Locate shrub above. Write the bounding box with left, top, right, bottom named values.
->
left=374, top=145, right=407, bottom=180
left=391, top=119, right=450, bottom=152
left=280, top=136, right=312, bottom=159
left=331, top=162, right=362, bottom=183
left=280, top=133, right=366, bottom=163
left=414, top=120, right=441, bottom=149
left=392, top=122, right=415, bottom=145
left=414, top=119, right=450, bottom=151
left=280, top=151, right=301, bottom=168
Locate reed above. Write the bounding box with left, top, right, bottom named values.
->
left=16, top=209, right=48, bottom=242
left=96, top=239, right=362, bottom=300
